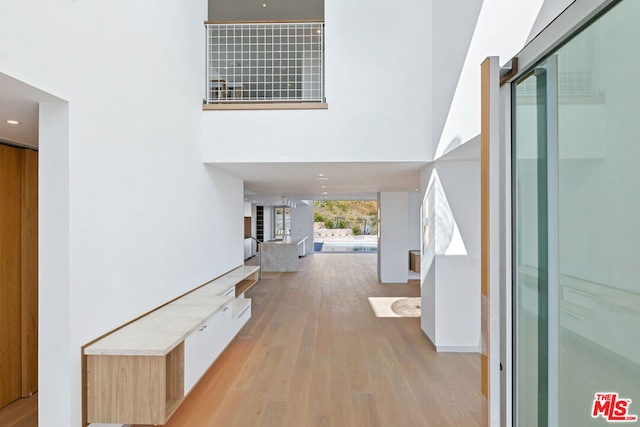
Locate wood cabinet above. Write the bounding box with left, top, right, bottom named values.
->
left=84, top=266, right=259, bottom=425
left=86, top=345, right=184, bottom=425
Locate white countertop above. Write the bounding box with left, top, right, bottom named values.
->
left=263, top=236, right=307, bottom=245
left=84, top=265, right=259, bottom=357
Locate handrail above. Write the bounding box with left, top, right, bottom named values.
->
left=205, top=21, right=325, bottom=104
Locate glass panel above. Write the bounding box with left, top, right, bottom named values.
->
left=555, top=1, right=640, bottom=425
left=514, top=71, right=546, bottom=427
left=514, top=0, right=640, bottom=425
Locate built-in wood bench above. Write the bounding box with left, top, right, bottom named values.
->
left=83, top=265, right=260, bottom=425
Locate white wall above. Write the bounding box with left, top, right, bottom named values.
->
left=0, top=2, right=245, bottom=425
left=202, top=0, right=432, bottom=164
left=433, top=0, right=548, bottom=158
left=434, top=256, right=480, bottom=350
left=419, top=153, right=481, bottom=351
left=39, top=101, right=71, bottom=424
left=408, top=191, right=422, bottom=251
left=431, top=0, right=484, bottom=153
left=525, top=0, right=576, bottom=43
left=290, top=202, right=315, bottom=254
left=421, top=165, right=437, bottom=340
left=436, top=157, right=481, bottom=260
left=378, top=192, right=409, bottom=283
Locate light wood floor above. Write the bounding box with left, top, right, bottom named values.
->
left=0, top=254, right=481, bottom=427
left=159, top=253, right=482, bottom=427
left=0, top=394, right=37, bottom=427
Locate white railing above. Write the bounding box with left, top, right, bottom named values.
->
left=206, top=21, right=324, bottom=104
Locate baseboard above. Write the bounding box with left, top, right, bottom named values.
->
left=435, top=345, right=480, bottom=353
left=420, top=329, right=479, bottom=353
left=421, top=329, right=437, bottom=349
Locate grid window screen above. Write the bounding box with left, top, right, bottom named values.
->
left=516, top=25, right=600, bottom=100
left=206, top=22, right=324, bottom=103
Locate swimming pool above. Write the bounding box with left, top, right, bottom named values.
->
left=315, top=241, right=378, bottom=253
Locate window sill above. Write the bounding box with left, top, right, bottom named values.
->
left=203, top=102, right=328, bottom=111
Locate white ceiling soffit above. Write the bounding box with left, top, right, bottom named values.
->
left=0, top=72, right=62, bottom=148
left=209, top=0, right=324, bottom=21
left=209, top=161, right=427, bottom=204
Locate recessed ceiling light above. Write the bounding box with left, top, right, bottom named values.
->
left=262, top=3, right=267, bottom=7
left=5, top=119, right=20, bottom=125
left=321, top=191, right=328, bottom=195
left=318, top=173, right=324, bottom=177
left=415, top=188, right=419, bottom=192
left=316, top=177, right=328, bottom=181
left=321, top=185, right=326, bottom=188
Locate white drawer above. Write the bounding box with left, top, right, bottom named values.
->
left=233, top=299, right=252, bottom=335
left=184, top=303, right=232, bottom=394
left=184, top=317, right=217, bottom=393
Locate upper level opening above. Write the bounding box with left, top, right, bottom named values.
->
left=205, top=0, right=326, bottom=110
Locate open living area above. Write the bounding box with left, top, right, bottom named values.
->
left=1, top=0, right=639, bottom=426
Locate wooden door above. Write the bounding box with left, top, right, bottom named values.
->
left=21, top=149, right=38, bottom=396
left=0, top=144, right=22, bottom=408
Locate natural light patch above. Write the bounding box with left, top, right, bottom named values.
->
left=433, top=171, right=468, bottom=256
left=434, top=0, right=545, bottom=159
left=421, top=169, right=436, bottom=275
left=368, top=297, right=421, bottom=318
left=445, top=218, right=467, bottom=256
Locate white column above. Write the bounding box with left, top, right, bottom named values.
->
left=39, top=101, right=72, bottom=426
left=378, top=192, right=409, bottom=283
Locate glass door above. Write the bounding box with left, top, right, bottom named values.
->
left=274, top=206, right=291, bottom=237
left=514, top=56, right=559, bottom=426
left=513, top=1, right=640, bottom=425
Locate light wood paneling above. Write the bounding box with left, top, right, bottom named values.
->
left=21, top=149, right=38, bottom=397
left=87, top=355, right=167, bottom=424
left=155, top=254, right=482, bottom=427
left=86, top=343, right=184, bottom=425
left=165, top=342, right=185, bottom=419
left=235, top=271, right=259, bottom=297
left=0, top=145, right=23, bottom=409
